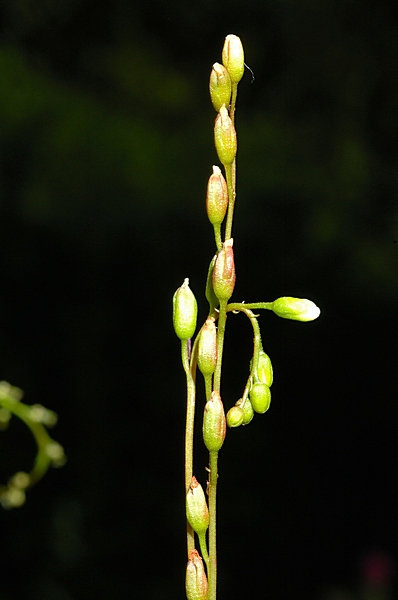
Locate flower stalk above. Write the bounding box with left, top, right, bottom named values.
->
left=173, top=33, right=320, bottom=600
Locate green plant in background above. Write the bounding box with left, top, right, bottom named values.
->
left=173, top=35, right=320, bottom=600
left=0, top=381, right=65, bottom=509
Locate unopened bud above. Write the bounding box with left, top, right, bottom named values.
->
left=250, top=382, right=271, bottom=414
left=256, top=350, right=273, bottom=387
left=186, top=550, right=208, bottom=600
left=226, top=405, right=244, bottom=428
left=222, top=34, right=245, bottom=84
left=210, top=62, right=232, bottom=112
left=212, top=238, right=236, bottom=301
left=173, top=279, right=198, bottom=340
left=205, top=255, right=219, bottom=313
left=206, top=165, right=228, bottom=227
left=271, top=297, right=320, bottom=322
left=203, top=391, right=226, bottom=452
left=214, top=105, right=237, bottom=165
left=239, top=397, right=254, bottom=425
left=186, top=477, right=209, bottom=535
left=198, top=318, right=217, bottom=376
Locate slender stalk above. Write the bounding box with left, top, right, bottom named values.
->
left=182, top=339, right=196, bottom=556
left=227, top=301, right=274, bottom=312
left=207, top=450, right=219, bottom=600
left=213, top=299, right=228, bottom=393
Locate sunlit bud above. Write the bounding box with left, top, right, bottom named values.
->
left=212, top=238, right=236, bottom=301
left=256, top=350, right=273, bottom=387
left=198, top=318, right=218, bottom=376
left=222, top=34, right=245, bottom=84
left=186, top=550, right=208, bottom=600
left=186, top=476, right=209, bottom=535
left=206, top=165, right=229, bottom=227
left=237, top=397, right=254, bottom=425
left=250, top=382, right=271, bottom=414
left=214, top=105, right=237, bottom=165
left=210, top=62, right=232, bottom=112
left=173, top=278, right=198, bottom=340
left=226, top=405, right=244, bottom=428
left=271, top=297, right=320, bottom=322
left=205, top=255, right=219, bottom=313
left=203, top=391, right=226, bottom=452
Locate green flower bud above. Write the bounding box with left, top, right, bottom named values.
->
left=214, top=105, right=237, bottom=166
left=222, top=34, right=245, bottom=84
left=271, top=297, right=320, bottom=322
left=212, top=238, right=236, bottom=302
left=237, top=397, right=254, bottom=425
left=206, top=165, right=228, bottom=227
left=186, top=550, right=208, bottom=600
left=250, top=382, right=271, bottom=414
left=186, top=476, right=209, bottom=535
left=172, top=278, right=198, bottom=340
left=256, top=350, right=273, bottom=387
left=205, top=255, right=219, bottom=313
left=203, top=391, right=226, bottom=452
left=210, top=62, right=232, bottom=112
left=226, top=405, right=244, bottom=428
left=198, top=317, right=217, bottom=376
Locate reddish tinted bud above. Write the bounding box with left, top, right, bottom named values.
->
left=198, top=317, right=217, bottom=376
left=203, top=391, right=226, bottom=452
left=186, top=550, right=208, bottom=600
left=206, top=165, right=228, bottom=227
left=186, top=476, right=209, bottom=535
left=212, top=238, right=236, bottom=302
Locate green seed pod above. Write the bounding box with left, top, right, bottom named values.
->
left=237, top=397, right=254, bottom=425
left=209, top=62, right=232, bottom=112
left=222, top=34, right=245, bottom=84
left=205, top=255, right=219, bottom=313
left=186, top=550, right=208, bottom=600
left=250, top=382, right=271, bottom=414
left=214, top=105, right=237, bottom=166
left=206, top=165, right=229, bottom=227
left=198, top=318, right=217, bottom=377
left=256, top=350, right=273, bottom=387
left=186, top=477, right=209, bottom=535
left=271, top=297, right=320, bottom=322
left=203, top=391, right=226, bottom=452
left=212, top=238, right=236, bottom=302
left=172, top=278, right=198, bottom=341
left=226, top=405, right=244, bottom=428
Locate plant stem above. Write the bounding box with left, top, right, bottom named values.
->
left=213, top=299, right=228, bottom=393
left=227, top=301, right=274, bottom=312
left=207, top=450, right=219, bottom=600
left=182, top=339, right=196, bottom=556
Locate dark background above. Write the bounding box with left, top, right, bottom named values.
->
left=0, top=1, right=397, bottom=599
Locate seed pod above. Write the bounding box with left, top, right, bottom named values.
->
left=212, top=238, right=236, bottom=302
left=237, top=397, right=254, bottom=425
left=198, top=318, right=217, bottom=376
left=256, top=350, right=273, bottom=387
left=172, top=278, right=198, bottom=341
left=222, top=34, right=245, bottom=84
left=186, top=550, right=208, bottom=600
left=250, top=382, right=271, bottom=414
left=203, top=391, right=226, bottom=452
left=226, top=405, right=244, bottom=428
left=209, top=62, right=232, bottom=112
left=205, top=255, right=219, bottom=313
left=214, top=105, right=237, bottom=166
left=206, top=165, right=229, bottom=227
left=186, top=477, right=209, bottom=535
left=271, top=297, right=320, bottom=322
